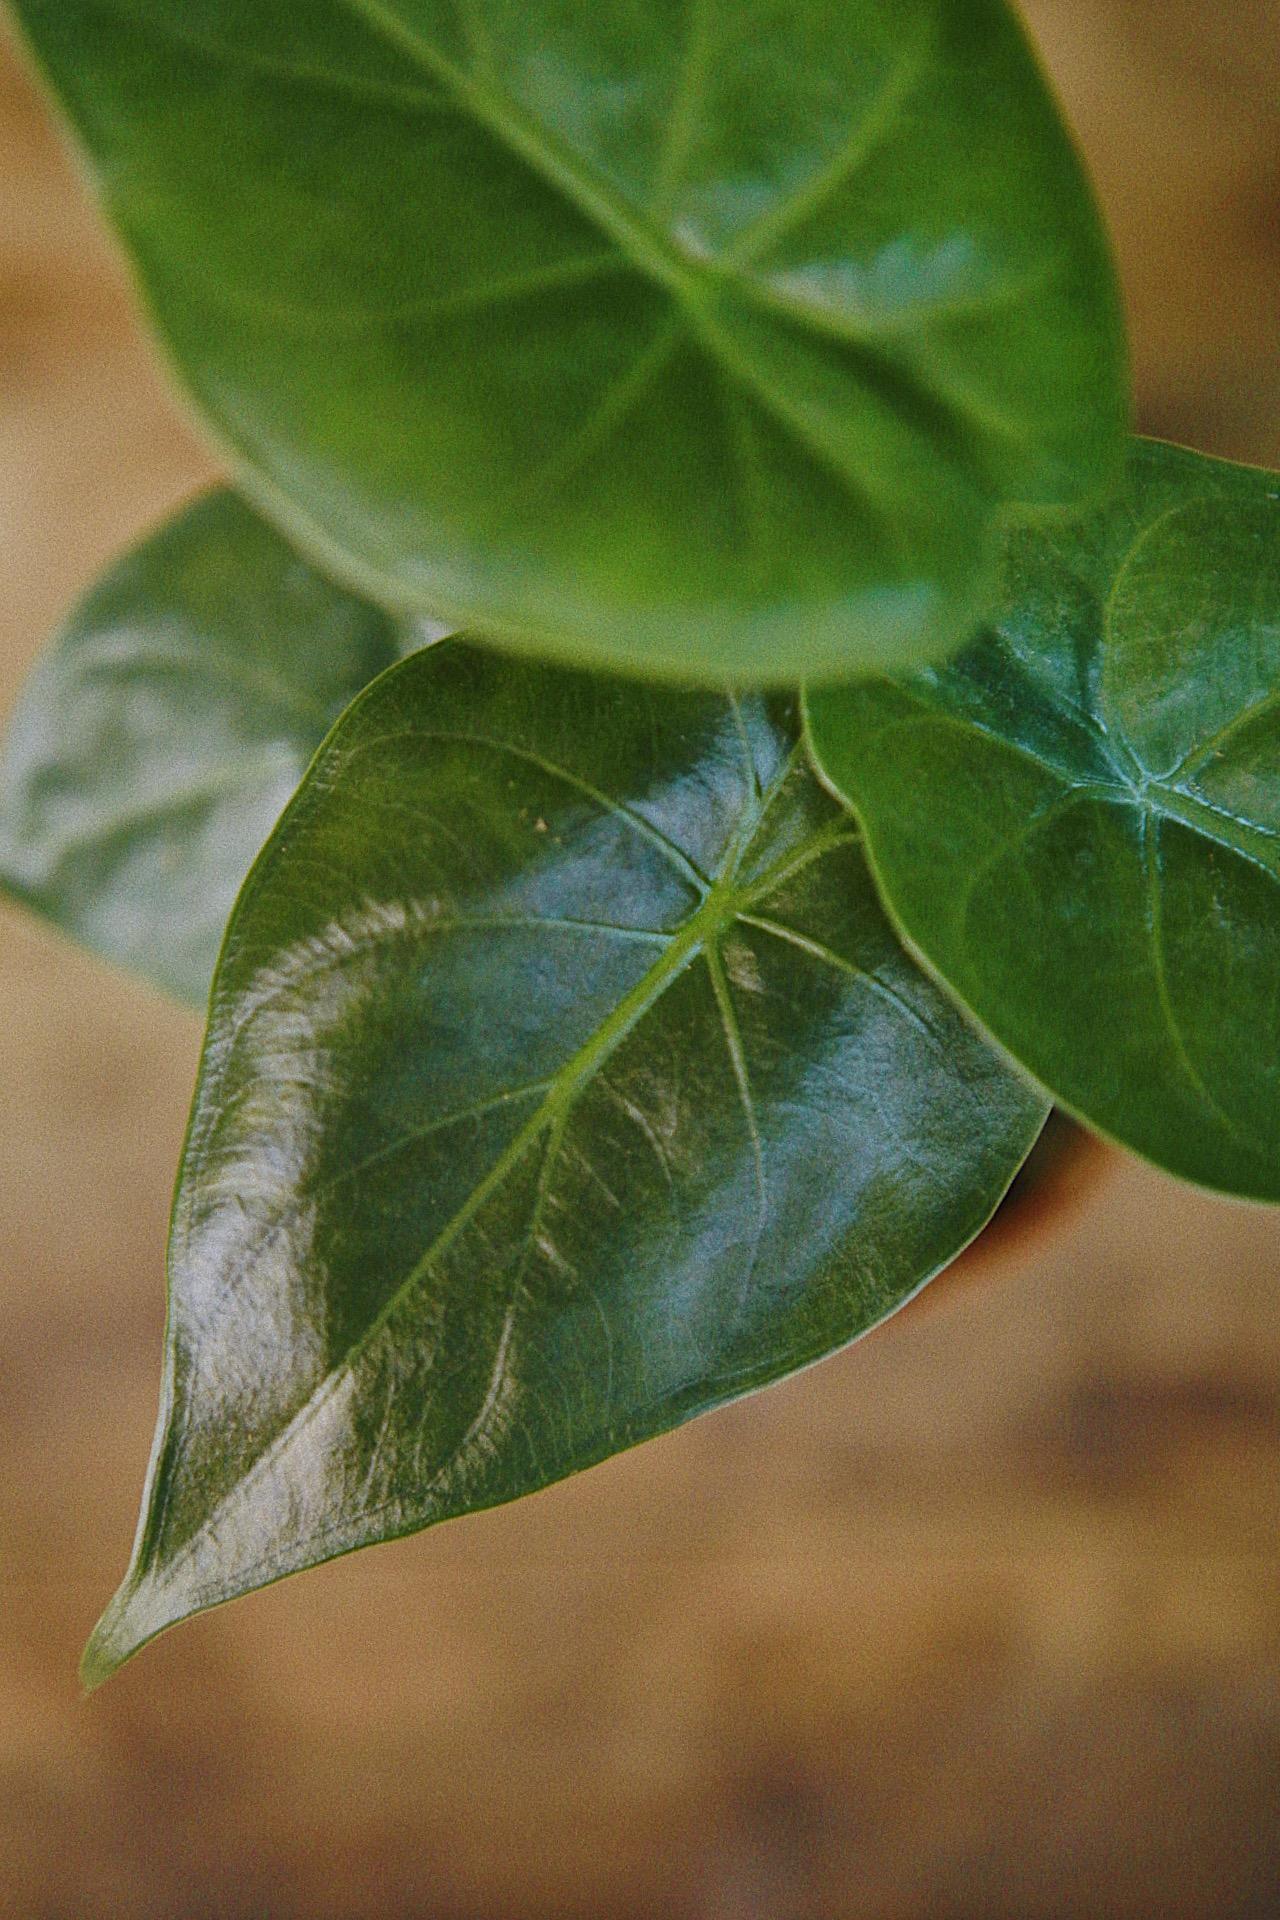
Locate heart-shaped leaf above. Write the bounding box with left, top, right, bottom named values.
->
left=84, top=644, right=1046, bottom=1683
left=807, top=438, right=1280, bottom=1198
left=0, top=491, right=425, bottom=1004
left=12, top=0, right=1125, bottom=682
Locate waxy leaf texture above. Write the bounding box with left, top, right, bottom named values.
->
left=85, top=645, right=1047, bottom=1681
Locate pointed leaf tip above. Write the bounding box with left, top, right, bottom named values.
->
left=91, top=645, right=1047, bottom=1663
left=80, top=1584, right=144, bottom=1693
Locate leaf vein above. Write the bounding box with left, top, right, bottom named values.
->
left=704, top=943, right=769, bottom=1317
left=736, top=912, right=950, bottom=1050
left=723, top=17, right=934, bottom=269
left=1140, top=811, right=1265, bottom=1152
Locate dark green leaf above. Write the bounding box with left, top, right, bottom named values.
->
left=13, top=0, right=1125, bottom=682
left=0, top=490, right=427, bottom=1004
left=84, top=644, right=1046, bottom=1683
left=806, top=438, right=1280, bottom=1199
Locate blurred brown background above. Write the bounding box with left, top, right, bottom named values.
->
left=2, top=6, right=1279, bottom=1915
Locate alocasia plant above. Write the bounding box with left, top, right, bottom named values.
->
left=0, top=0, right=1271, bottom=1683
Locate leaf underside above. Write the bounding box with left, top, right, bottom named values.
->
left=14, top=0, right=1125, bottom=681
left=0, top=491, right=425, bottom=1004
left=807, top=437, right=1280, bottom=1199
left=84, top=645, right=1047, bottom=1683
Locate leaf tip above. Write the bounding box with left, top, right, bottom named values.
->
left=79, top=1570, right=165, bottom=1693
left=78, top=1640, right=119, bottom=1698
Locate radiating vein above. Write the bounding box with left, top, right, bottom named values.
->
left=158, top=248, right=632, bottom=335
left=726, top=694, right=762, bottom=803
left=328, top=0, right=971, bottom=538
left=180, top=1077, right=559, bottom=1324
left=715, top=368, right=775, bottom=583
left=515, top=316, right=683, bottom=504
left=1171, top=687, right=1280, bottom=784
left=649, top=0, right=719, bottom=218
left=1151, top=786, right=1280, bottom=879
left=341, top=0, right=697, bottom=298
left=418, top=1112, right=572, bottom=1500
left=600, top=1079, right=677, bottom=1193
left=704, top=942, right=768, bottom=1310
left=98, top=0, right=444, bottom=109
left=146, top=873, right=740, bottom=1589
left=737, top=817, right=861, bottom=906
left=117, top=0, right=1012, bottom=569
left=215, top=909, right=673, bottom=1064
left=146, top=799, right=858, bottom=1593
left=737, top=912, right=949, bottom=1048
left=869, top=705, right=1133, bottom=798
left=1141, top=811, right=1262, bottom=1151
left=683, top=301, right=911, bottom=546
left=953, top=783, right=1094, bottom=938
left=382, top=727, right=713, bottom=894
left=723, top=18, right=933, bottom=268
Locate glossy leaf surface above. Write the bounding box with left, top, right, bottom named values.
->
left=0, top=491, right=420, bottom=1004
left=85, top=645, right=1047, bottom=1682
left=807, top=439, right=1280, bottom=1198
left=13, top=0, right=1125, bottom=682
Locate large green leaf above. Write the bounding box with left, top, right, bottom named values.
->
left=12, top=0, right=1125, bottom=683
left=84, top=644, right=1046, bottom=1683
left=806, top=438, right=1280, bottom=1199
left=0, top=490, right=427, bottom=1004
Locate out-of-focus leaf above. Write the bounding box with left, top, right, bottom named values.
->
left=12, top=0, right=1125, bottom=681
left=0, top=490, right=423, bottom=1003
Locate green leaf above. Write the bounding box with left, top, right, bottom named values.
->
left=0, top=490, right=425, bottom=1004
left=84, top=644, right=1046, bottom=1683
left=806, top=437, right=1280, bottom=1199
left=12, top=0, right=1126, bottom=683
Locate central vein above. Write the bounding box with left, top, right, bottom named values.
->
left=146, top=728, right=841, bottom=1592
left=344, top=0, right=706, bottom=309
left=378, top=874, right=741, bottom=1316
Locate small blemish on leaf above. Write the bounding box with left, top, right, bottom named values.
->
left=723, top=937, right=765, bottom=994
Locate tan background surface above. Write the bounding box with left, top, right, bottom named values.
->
left=2, top=6, right=1279, bottom=1914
